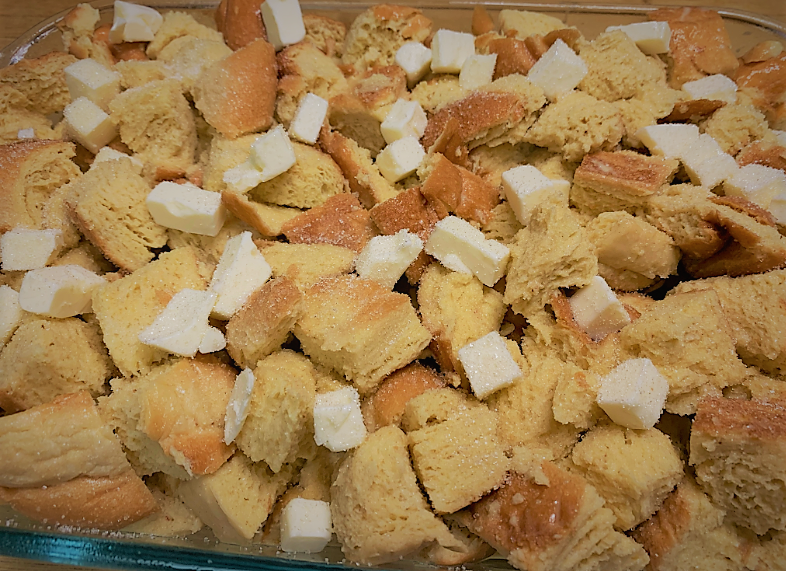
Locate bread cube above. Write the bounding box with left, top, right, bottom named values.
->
left=282, top=193, right=375, bottom=253
left=258, top=241, right=356, bottom=289
left=573, top=150, right=678, bottom=200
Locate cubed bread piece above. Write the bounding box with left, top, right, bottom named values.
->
left=579, top=30, right=668, bottom=102
left=462, top=461, right=649, bottom=571
left=648, top=8, right=739, bottom=88
left=276, top=42, right=349, bottom=126
left=156, top=37, right=232, bottom=95
left=214, top=0, right=264, bottom=51
left=406, top=402, right=507, bottom=514
left=167, top=216, right=257, bottom=270
left=282, top=193, right=375, bottom=253
left=235, top=350, right=316, bottom=472
left=202, top=133, right=258, bottom=192
left=221, top=191, right=301, bottom=238
left=735, top=53, right=786, bottom=127
left=57, top=3, right=113, bottom=67
left=418, top=263, right=506, bottom=373
left=0, top=52, right=77, bottom=114
left=525, top=91, right=624, bottom=162
left=498, top=9, right=567, bottom=39
left=319, top=128, right=398, bottom=208
left=225, top=277, right=302, bottom=369
left=573, top=151, right=678, bottom=201
left=146, top=11, right=225, bottom=59
left=504, top=202, right=597, bottom=317
left=570, top=424, right=683, bottom=530
left=123, top=478, right=203, bottom=537
left=620, top=290, right=748, bottom=415
left=341, top=5, right=432, bottom=73
left=92, top=247, right=207, bottom=377
left=632, top=480, right=749, bottom=571
left=0, top=318, right=114, bottom=413
left=114, top=60, right=168, bottom=89
left=702, top=102, right=770, bottom=156
left=410, top=75, right=467, bottom=114
left=362, top=362, right=446, bottom=432
left=303, top=13, right=346, bottom=58
left=193, top=38, right=276, bottom=139
left=330, top=425, right=459, bottom=564
left=248, top=142, right=345, bottom=209
left=178, top=453, right=294, bottom=543
left=294, top=275, right=431, bottom=394
left=67, top=158, right=167, bottom=272
left=0, top=140, right=80, bottom=233
left=552, top=368, right=604, bottom=430
left=109, top=79, right=197, bottom=177
left=690, top=397, right=786, bottom=534
left=672, top=269, right=786, bottom=375
left=0, top=85, right=59, bottom=144
left=257, top=241, right=356, bottom=289
left=52, top=241, right=115, bottom=275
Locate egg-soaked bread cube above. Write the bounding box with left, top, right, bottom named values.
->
left=235, top=351, right=316, bottom=473
left=256, top=241, right=355, bottom=290
left=330, top=425, right=459, bottom=565
left=294, top=275, right=431, bottom=394
left=573, top=151, right=678, bottom=201
left=92, top=247, right=207, bottom=377
left=690, top=397, right=786, bottom=534
left=123, top=477, right=203, bottom=537
left=570, top=424, right=683, bottom=531
left=0, top=51, right=77, bottom=115
left=145, top=11, right=225, bottom=59
left=282, top=193, right=375, bottom=253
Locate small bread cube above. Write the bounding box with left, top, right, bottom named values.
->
left=1, top=228, right=63, bottom=271
left=64, top=58, right=120, bottom=110
left=258, top=241, right=356, bottom=289
left=282, top=193, right=375, bottom=253
left=280, top=498, right=332, bottom=553
left=313, top=386, right=366, bottom=452
left=63, top=96, right=116, bottom=153
left=458, top=331, right=522, bottom=399
left=487, top=37, right=537, bottom=78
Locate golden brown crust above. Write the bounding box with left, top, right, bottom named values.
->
left=282, top=193, right=376, bottom=253
left=488, top=38, right=537, bottom=79
left=472, top=6, right=495, bottom=36
left=693, top=396, right=786, bottom=440
left=631, top=483, right=693, bottom=569
left=736, top=141, right=786, bottom=173
left=215, top=0, right=265, bottom=51
left=221, top=191, right=300, bottom=237
left=363, top=363, right=446, bottom=431
left=663, top=99, right=725, bottom=123
left=734, top=53, right=786, bottom=117
left=421, top=154, right=499, bottom=225
left=574, top=151, right=679, bottom=199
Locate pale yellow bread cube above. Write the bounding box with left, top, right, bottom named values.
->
left=156, top=37, right=232, bottom=96
left=221, top=191, right=301, bottom=238
left=145, top=11, right=225, bottom=59
left=302, top=13, right=346, bottom=58
left=123, top=481, right=203, bottom=537
left=702, top=102, right=769, bottom=155
left=257, top=241, right=356, bottom=290
left=0, top=51, right=77, bottom=114
left=573, top=150, right=678, bottom=201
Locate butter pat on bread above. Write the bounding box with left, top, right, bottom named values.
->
left=354, top=230, right=423, bottom=289
left=313, top=387, right=367, bottom=452
left=18, top=265, right=105, bottom=318
left=209, top=231, right=272, bottom=319
left=289, top=93, right=328, bottom=145
left=224, top=368, right=256, bottom=445
left=597, top=358, right=669, bottom=429
left=224, top=126, right=297, bottom=193
left=606, top=21, right=671, bottom=55
left=260, top=0, right=306, bottom=51
left=430, top=29, right=476, bottom=74
left=457, top=331, right=522, bottom=399
left=395, top=42, right=432, bottom=86
left=64, top=58, right=120, bottom=111
left=63, top=96, right=116, bottom=154
left=501, top=164, right=570, bottom=226
left=137, top=288, right=217, bottom=358
left=280, top=498, right=333, bottom=553
left=527, top=38, right=587, bottom=100
left=1, top=227, right=63, bottom=271
left=376, top=136, right=425, bottom=183
left=109, top=0, right=163, bottom=43
left=146, top=181, right=228, bottom=237
left=568, top=276, right=631, bottom=341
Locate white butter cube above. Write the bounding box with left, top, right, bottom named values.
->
left=0, top=285, right=23, bottom=347
left=431, top=29, right=476, bottom=74
left=424, top=216, right=510, bottom=287
left=138, top=288, right=216, bottom=357
left=355, top=230, right=424, bottom=289
left=597, top=358, right=669, bottom=429
left=224, top=126, right=297, bottom=193
left=376, top=136, right=425, bottom=183
left=527, top=39, right=588, bottom=100
left=769, top=191, right=786, bottom=226
left=209, top=231, right=272, bottom=319
left=109, top=0, right=163, bottom=43
left=380, top=99, right=428, bottom=144
left=501, top=165, right=570, bottom=226
left=1, top=228, right=63, bottom=271
left=289, top=93, right=328, bottom=145
left=92, top=146, right=143, bottom=170
left=395, top=42, right=432, bottom=86
left=636, top=123, right=700, bottom=160
left=146, top=181, right=228, bottom=237
left=682, top=74, right=737, bottom=104
left=64, top=58, right=120, bottom=111
left=681, top=134, right=738, bottom=188
left=17, top=128, right=35, bottom=140
left=199, top=326, right=226, bottom=354
left=313, top=387, right=367, bottom=452
left=568, top=276, right=631, bottom=341
left=459, top=54, right=497, bottom=91
left=280, top=498, right=333, bottom=553
left=18, top=265, right=105, bottom=318
left=260, top=0, right=306, bottom=51
left=63, top=96, right=116, bottom=154
left=458, top=331, right=522, bottom=400
left=724, top=164, right=786, bottom=208
left=606, top=22, right=671, bottom=55
left=224, top=368, right=256, bottom=444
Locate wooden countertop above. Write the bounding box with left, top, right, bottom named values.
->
left=0, top=0, right=785, bottom=570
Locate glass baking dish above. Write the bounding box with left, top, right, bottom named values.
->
left=1, top=1, right=785, bottom=570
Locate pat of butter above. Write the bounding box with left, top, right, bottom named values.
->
left=501, top=165, right=570, bottom=226
left=289, top=93, right=328, bottom=145
left=636, top=123, right=700, bottom=160
left=138, top=288, right=216, bottom=357
left=431, top=29, right=476, bottom=74
left=17, top=128, right=35, bottom=140
left=209, top=231, right=272, bottom=319
left=527, top=39, right=587, bottom=100
left=313, top=387, right=367, bottom=452
left=568, top=276, right=631, bottom=341
left=1, top=228, right=63, bottom=271
left=260, top=0, right=306, bottom=51
left=376, top=136, right=426, bottom=183
left=458, top=331, right=522, bottom=400
left=199, top=326, right=226, bottom=354
left=18, top=265, right=105, bottom=318
left=380, top=99, right=428, bottom=144
left=395, top=42, right=432, bottom=86
left=224, top=368, right=256, bottom=444
left=92, top=146, right=144, bottom=171
left=597, top=358, right=669, bottom=429
left=224, top=126, right=297, bottom=193
left=146, top=181, right=228, bottom=237
left=109, top=0, right=163, bottom=43
left=354, top=230, right=424, bottom=289
left=63, top=96, right=117, bottom=154
left=280, top=498, right=333, bottom=554
left=724, top=164, right=786, bottom=208
left=424, top=215, right=510, bottom=287
left=606, top=22, right=671, bottom=55
left=64, top=58, right=120, bottom=111
left=0, top=285, right=23, bottom=347
left=459, top=54, right=497, bottom=91
left=682, top=74, right=737, bottom=104
left=680, top=133, right=738, bottom=189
